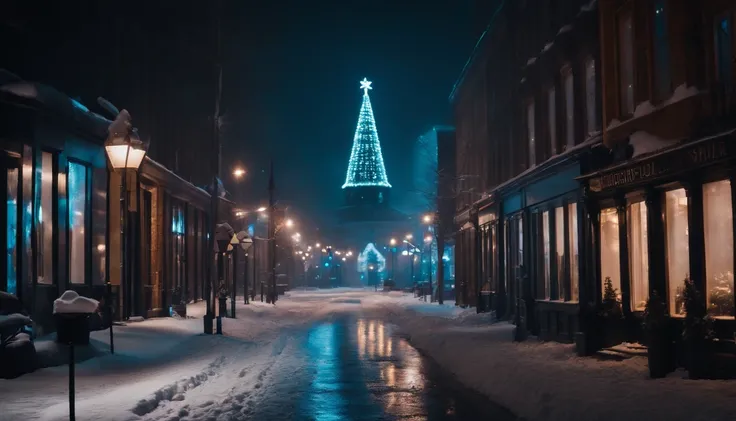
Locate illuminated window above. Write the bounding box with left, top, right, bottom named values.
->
left=600, top=208, right=621, bottom=300
left=555, top=207, right=566, bottom=299
left=568, top=203, right=579, bottom=301
left=542, top=211, right=551, bottom=299
left=628, top=201, right=649, bottom=311
left=703, top=180, right=734, bottom=318
left=617, top=11, right=635, bottom=115
left=665, top=189, right=689, bottom=316
left=69, top=162, right=87, bottom=284
left=548, top=87, right=556, bottom=155
left=36, top=152, right=53, bottom=285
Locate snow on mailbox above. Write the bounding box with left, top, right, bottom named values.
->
left=53, top=290, right=99, bottom=345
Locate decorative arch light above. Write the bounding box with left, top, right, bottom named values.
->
left=357, top=242, right=386, bottom=273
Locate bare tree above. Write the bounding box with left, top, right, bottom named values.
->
left=412, top=132, right=481, bottom=304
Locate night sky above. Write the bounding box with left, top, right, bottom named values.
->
left=220, top=0, right=476, bottom=228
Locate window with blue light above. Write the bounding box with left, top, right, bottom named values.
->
left=653, top=0, right=671, bottom=99
left=6, top=168, right=19, bottom=295
left=172, top=206, right=185, bottom=235
left=69, top=161, right=87, bottom=284
left=715, top=15, right=733, bottom=87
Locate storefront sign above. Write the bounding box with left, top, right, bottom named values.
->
left=588, top=136, right=733, bottom=192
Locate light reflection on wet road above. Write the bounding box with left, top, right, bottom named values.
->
left=252, top=316, right=516, bottom=421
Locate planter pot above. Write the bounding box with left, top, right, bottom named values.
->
left=647, top=329, right=674, bottom=378
left=602, top=318, right=626, bottom=347
left=55, top=313, right=91, bottom=345
left=218, top=297, right=228, bottom=318
left=172, top=304, right=187, bottom=317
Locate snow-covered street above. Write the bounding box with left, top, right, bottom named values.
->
left=3, top=289, right=736, bottom=421
left=0, top=289, right=509, bottom=421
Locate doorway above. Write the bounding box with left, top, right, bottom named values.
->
left=0, top=155, right=21, bottom=297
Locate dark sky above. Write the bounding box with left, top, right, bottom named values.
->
left=220, top=0, right=477, bottom=228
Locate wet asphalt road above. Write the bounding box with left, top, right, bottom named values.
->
left=250, top=315, right=517, bottom=421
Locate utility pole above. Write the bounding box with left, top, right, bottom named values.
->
left=205, top=0, right=223, bottom=334
left=268, top=161, right=277, bottom=304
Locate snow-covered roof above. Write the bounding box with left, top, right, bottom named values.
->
left=0, top=80, right=111, bottom=140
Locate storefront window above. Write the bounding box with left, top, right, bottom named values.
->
left=568, top=203, right=579, bottom=301
left=555, top=207, right=565, bottom=299
left=542, top=211, right=551, bottom=299
left=7, top=168, right=18, bottom=295
left=665, top=189, right=689, bottom=316
left=36, top=152, right=54, bottom=285
left=69, top=162, right=87, bottom=284
left=628, top=201, right=649, bottom=311
left=704, top=180, right=734, bottom=318
left=600, top=208, right=621, bottom=300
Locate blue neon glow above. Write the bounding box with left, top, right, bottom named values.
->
left=172, top=207, right=185, bottom=234
left=342, top=78, right=392, bottom=189
left=71, top=99, right=89, bottom=113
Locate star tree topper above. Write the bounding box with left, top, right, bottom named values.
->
left=360, top=78, right=372, bottom=95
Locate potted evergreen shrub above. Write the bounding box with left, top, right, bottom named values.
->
left=600, top=276, right=624, bottom=347
left=171, top=286, right=187, bottom=317
left=643, top=290, right=673, bottom=378
left=682, top=277, right=713, bottom=379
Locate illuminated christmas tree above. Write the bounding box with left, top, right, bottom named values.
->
left=342, top=78, right=391, bottom=189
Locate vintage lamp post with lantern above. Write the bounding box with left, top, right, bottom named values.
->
left=236, top=231, right=253, bottom=306
left=102, top=105, right=147, bottom=354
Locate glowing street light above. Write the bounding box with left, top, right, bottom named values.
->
left=422, top=214, right=433, bottom=224
left=405, top=233, right=413, bottom=240
left=257, top=206, right=267, bottom=212
left=316, top=242, right=321, bottom=248
left=233, top=168, right=245, bottom=178
left=285, top=219, right=294, bottom=228
left=390, top=238, right=397, bottom=246
left=424, top=235, right=433, bottom=244
left=342, top=257, right=346, bottom=261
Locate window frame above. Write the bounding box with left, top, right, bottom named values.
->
left=547, top=86, right=557, bottom=156
left=561, top=65, right=575, bottom=149
left=616, top=7, right=636, bottom=117
left=651, top=0, right=672, bottom=101
left=662, top=186, right=689, bottom=317
left=526, top=98, right=536, bottom=167
left=584, top=56, right=598, bottom=135
left=33, top=148, right=58, bottom=287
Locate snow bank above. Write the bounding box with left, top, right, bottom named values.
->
left=53, top=290, right=99, bottom=314
left=377, top=295, right=736, bottom=421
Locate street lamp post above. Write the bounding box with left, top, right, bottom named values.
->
left=103, top=108, right=147, bottom=354
left=389, top=238, right=397, bottom=282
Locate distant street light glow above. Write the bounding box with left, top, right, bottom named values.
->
left=233, top=168, right=245, bottom=178
left=257, top=207, right=267, bottom=212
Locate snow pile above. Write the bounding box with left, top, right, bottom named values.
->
left=629, top=131, right=681, bottom=158
left=633, top=100, right=656, bottom=118
left=580, top=0, right=597, bottom=12
left=377, top=295, right=736, bottom=421
left=557, top=25, right=573, bottom=35
left=53, top=290, right=99, bottom=314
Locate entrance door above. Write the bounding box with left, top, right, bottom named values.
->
left=0, top=155, right=21, bottom=297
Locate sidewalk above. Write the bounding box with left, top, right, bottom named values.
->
left=375, top=296, right=736, bottom=421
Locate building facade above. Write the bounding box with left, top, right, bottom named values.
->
left=451, top=0, right=736, bottom=359
left=0, top=79, right=231, bottom=334
left=451, top=0, right=602, bottom=340
left=577, top=0, right=736, bottom=349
